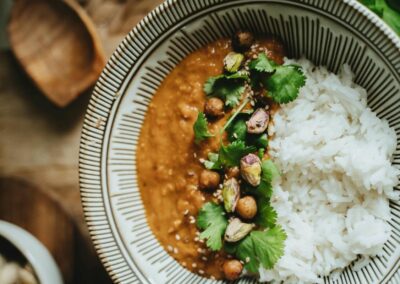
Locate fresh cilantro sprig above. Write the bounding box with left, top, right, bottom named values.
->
left=225, top=226, right=287, bottom=273
left=193, top=112, right=213, bottom=144
left=248, top=53, right=306, bottom=104
left=219, top=141, right=256, bottom=168
left=202, top=140, right=256, bottom=169
left=204, top=72, right=249, bottom=107
left=203, top=152, right=222, bottom=170
left=248, top=52, right=277, bottom=73
left=197, top=202, right=228, bottom=251
left=265, top=65, right=306, bottom=104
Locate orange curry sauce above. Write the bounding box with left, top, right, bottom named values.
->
left=137, top=38, right=285, bottom=279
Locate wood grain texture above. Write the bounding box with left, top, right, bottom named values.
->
left=0, top=0, right=164, bottom=282
left=0, top=177, right=110, bottom=284
left=7, top=0, right=106, bottom=107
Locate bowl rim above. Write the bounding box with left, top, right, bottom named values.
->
left=0, top=221, right=63, bottom=284
left=79, top=0, right=400, bottom=283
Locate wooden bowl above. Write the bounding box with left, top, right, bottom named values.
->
left=7, top=0, right=106, bottom=107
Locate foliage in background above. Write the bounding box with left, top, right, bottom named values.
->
left=360, top=0, right=400, bottom=35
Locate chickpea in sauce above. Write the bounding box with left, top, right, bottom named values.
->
left=137, top=30, right=286, bottom=280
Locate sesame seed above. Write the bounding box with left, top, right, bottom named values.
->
left=194, top=237, right=199, bottom=242
left=199, top=158, right=205, bottom=163
left=201, top=196, right=206, bottom=201
left=189, top=219, right=196, bottom=224
left=192, top=263, right=197, bottom=268
left=182, top=262, right=187, bottom=267
left=193, top=153, right=197, bottom=158
left=167, top=245, right=173, bottom=252
left=198, top=270, right=205, bottom=275
left=210, top=276, right=216, bottom=280
left=175, top=234, right=181, bottom=241
left=174, top=248, right=179, bottom=254
left=201, top=256, right=208, bottom=261
left=183, top=209, right=189, bottom=215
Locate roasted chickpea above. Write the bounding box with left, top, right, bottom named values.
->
left=204, top=97, right=224, bottom=117
left=223, top=259, right=243, bottom=281
left=232, top=31, right=254, bottom=52
left=226, top=166, right=240, bottom=179
left=236, top=196, right=257, bottom=219
left=199, top=169, right=220, bottom=190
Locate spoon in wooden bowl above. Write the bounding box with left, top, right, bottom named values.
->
left=7, top=0, right=106, bottom=107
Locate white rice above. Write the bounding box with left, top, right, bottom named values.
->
left=261, top=58, right=399, bottom=284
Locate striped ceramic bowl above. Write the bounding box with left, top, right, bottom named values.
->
left=79, top=1, right=400, bottom=283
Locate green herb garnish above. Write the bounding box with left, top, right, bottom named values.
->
left=193, top=112, right=213, bottom=144
left=219, top=141, right=256, bottom=168
left=197, top=202, right=228, bottom=251
left=225, top=226, right=287, bottom=273
left=204, top=73, right=248, bottom=107
left=203, top=152, right=222, bottom=170
left=248, top=52, right=277, bottom=73
left=265, top=65, right=306, bottom=104
left=255, top=199, right=278, bottom=228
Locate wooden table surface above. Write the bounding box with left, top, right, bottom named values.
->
left=0, top=0, right=164, bottom=283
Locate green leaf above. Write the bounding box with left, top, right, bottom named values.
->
left=219, top=141, right=256, bottom=168
left=226, top=116, right=248, bottom=142
left=236, top=235, right=260, bottom=273
left=248, top=52, right=277, bottom=73
left=203, top=73, right=248, bottom=107
left=251, top=227, right=287, bottom=269
left=247, top=133, right=269, bottom=149
left=193, top=112, right=213, bottom=144
left=261, top=160, right=280, bottom=184
left=255, top=198, right=278, bottom=228
left=255, top=180, right=274, bottom=199
left=258, top=148, right=265, bottom=159
left=382, top=2, right=400, bottom=34
left=197, top=202, right=228, bottom=251
left=203, top=152, right=222, bottom=170
left=360, top=0, right=400, bottom=34
left=265, top=65, right=306, bottom=104
left=230, top=227, right=287, bottom=273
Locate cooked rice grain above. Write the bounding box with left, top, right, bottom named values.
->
left=261, top=59, right=399, bottom=284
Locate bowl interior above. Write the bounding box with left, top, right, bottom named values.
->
left=79, top=1, right=400, bottom=283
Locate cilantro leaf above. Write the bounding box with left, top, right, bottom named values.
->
left=226, top=116, right=248, bottom=142
left=251, top=227, right=287, bottom=269
left=248, top=133, right=268, bottom=148
left=255, top=198, right=278, bottom=228
left=203, top=73, right=248, bottom=107
left=261, top=160, right=280, bottom=184
left=203, top=152, right=222, bottom=170
left=265, top=65, right=306, bottom=104
left=193, top=112, right=213, bottom=144
left=248, top=52, right=277, bottom=73
left=219, top=141, right=256, bottom=168
left=255, top=180, right=274, bottom=199
left=197, top=202, right=228, bottom=251
left=228, top=227, right=287, bottom=273
left=258, top=148, right=265, bottom=159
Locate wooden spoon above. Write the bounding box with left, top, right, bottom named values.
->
left=7, top=0, right=106, bottom=107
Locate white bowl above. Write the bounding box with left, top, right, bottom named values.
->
left=0, top=221, right=63, bottom=284
left=79, top=1, right=400, bottom=283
